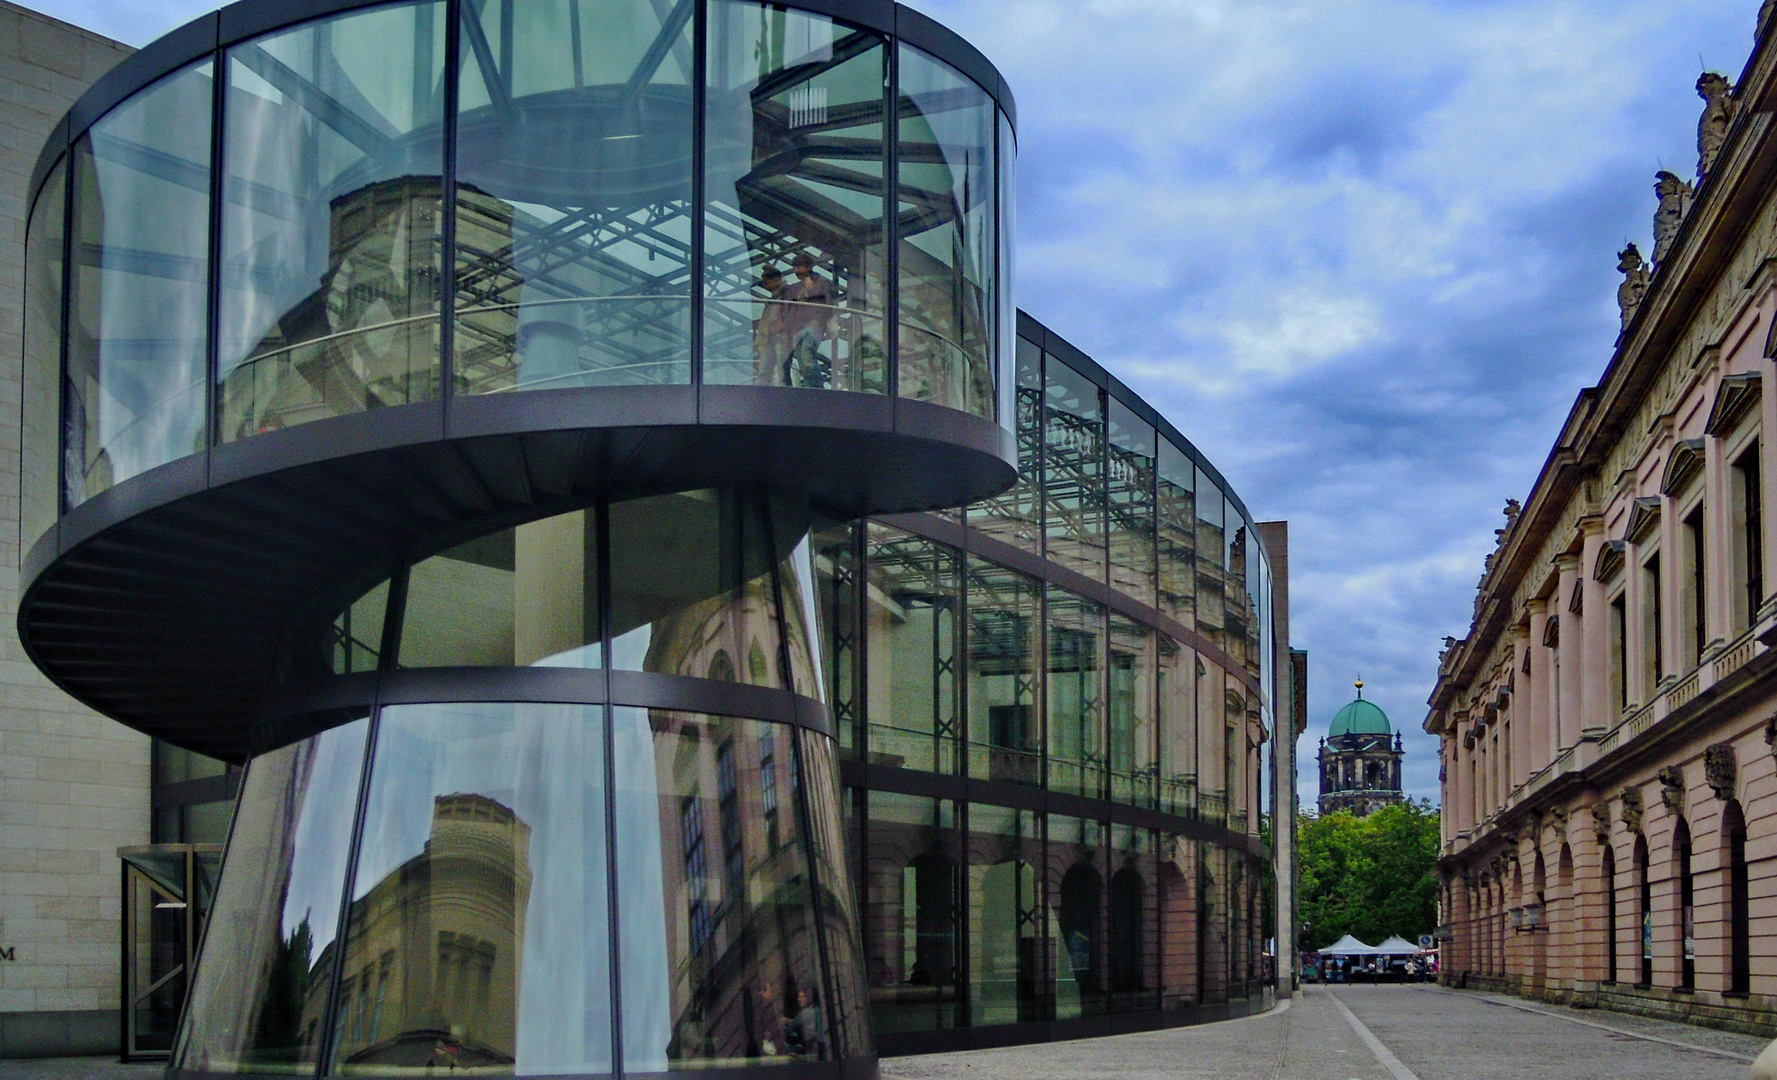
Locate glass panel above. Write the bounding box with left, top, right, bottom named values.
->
left=965, top=558, right=1040, bottom=785
left=1158, top=833, right=1198, bottom=1009
left=779, top=528, right=827, bottom=699
left=400, top=510, right=600, bottom=668
left=1157, top=639, right=1199, bottom=818
left=995, top=111, right=1016, bottom=436
left=1107, top=397, right=1156, bottom=605
left=609, top=490, right=791, bottom=687
left=173, top=718, right=370, bottom=1073
left=1156, top=440, right=1195, bottom=628
left=1043, top=357, right=1105, bottom=580
left=217, top=3, right=447, bottom=442
left=971, top=333, right=1042, bottom=552
left=1225, top=506, right=1253, bottom=676
left=863, top=791, right=960, bottom=1033
left=23, top=161, right=65, bottom=547
left=154, top=741, right=228, bottom=785
left=966, top=803, right=1047, bottom=1025
left=454, top=0, right=695, bottom=393
left=813, top=518, right=860, bottom=756
left=704, top=2, right=888, bottom=392
left=1107, top=824, right=1157, bottom=1011
left=332, top=580, right=390, bottom=674
left=336, top=702, right=610, bottom=1076
left=612, top=709, right=829, bottom=1069
left=1046, top=588, right=1104, bottom=800
left=864, top=524, right=962, bottom=774
left=896, top=46, right=995, bottom=418
left=66, top=62, right=213, bottom=507
left=1047, top=813, right=1104, bottom=1018
left=1199, top=842, right=1227, bottom=1003
left=1107, top=615, right=1155, bottom=808
left=812, top=519, right=861, bottom=757
left=1194, top=469, right=1225, bottom=650
left=797, top=729, right=871, bottom=1057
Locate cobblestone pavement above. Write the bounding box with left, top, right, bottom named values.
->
left=882, top=985, right=1774, bottom=1080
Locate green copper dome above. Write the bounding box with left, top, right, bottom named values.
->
left=1329, top=689, right=1391, bottom=737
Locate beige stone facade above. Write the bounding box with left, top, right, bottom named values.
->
left=1428, top=8, right=1777, bottom=1036
left=0, top=1, right=140, bottom=1058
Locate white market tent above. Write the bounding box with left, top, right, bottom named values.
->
left=1321, top=934, right=1377, bottom=956
left=1373, top=935, right=1421, bottom=956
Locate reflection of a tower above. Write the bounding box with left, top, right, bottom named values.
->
left=223, top=177, right=442, bottom=437
left=316, top=794, right=533, bottom=1069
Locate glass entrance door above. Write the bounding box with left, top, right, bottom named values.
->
left=119, top=845, right=221, bottom=1060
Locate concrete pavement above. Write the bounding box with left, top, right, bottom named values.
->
left=882, top=985, right=1772, bottom=1080
left=7, top=990, right=1771, bottom=1080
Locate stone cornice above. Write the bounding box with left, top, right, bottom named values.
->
left=1429, top=36, right=1777, bottom=724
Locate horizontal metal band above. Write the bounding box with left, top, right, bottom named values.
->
left=18, top=388, right=1010, bottom=760
left=874, top=511, right=1267, bottom=700
left=250, top=667, right=833, bottom=759
left=843, top=760, right=1272, bottom=860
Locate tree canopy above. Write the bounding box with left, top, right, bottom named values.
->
left=1299, top=800, right=1439, bottom=949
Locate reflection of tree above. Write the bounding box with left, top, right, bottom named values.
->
left=252, top=915, right=314, bottom=1056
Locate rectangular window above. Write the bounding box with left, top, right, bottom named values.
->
left=1733, top=442, right=1763, bottom=630
left=1610, top=594, right=1628, bottom=713
left=1640, top=555, right=1662, bottom=697
left=1684, top=507, right=1705, bottom=666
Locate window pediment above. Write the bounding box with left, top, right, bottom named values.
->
left=1626, top=496, right=1662, bottom=544
left=1706, top=372, right=1761, bottom=436
left=1661, top=438, right=1705, bottom=496
left=1594, top=539, right=1627, bottom=582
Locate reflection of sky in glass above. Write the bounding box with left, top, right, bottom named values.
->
left=279, top=718, right=370, bottom=951
left=612, top=706, right=671, bottom=1072
left=354, top=703, right=614, bottom=1074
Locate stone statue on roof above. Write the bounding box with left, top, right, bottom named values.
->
left=1617, top=243, right=1650, bottom=330
left=1652, top=171, right=1695, bottom=264
left=1698, top=72, right=1735, bottom=179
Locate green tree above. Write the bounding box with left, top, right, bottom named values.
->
left=1298, top=800, right=1439, bottom=949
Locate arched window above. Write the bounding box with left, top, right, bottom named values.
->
left=1602, top=843, right=1618, bottom=983
left=1060, top=864, right=1103, bottom=997
left=1635, top=834, right=1652, bottom=986
left=1674, top=817, right=1694, bottom=989
left=1726, top=800, right=1751, bottom=994
left=910, top=851, right=958, bottom=989
left=1109, top=867, right=1145, bottom=992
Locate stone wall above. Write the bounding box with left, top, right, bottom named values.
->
left=0, top=1, right=142, bottom=1059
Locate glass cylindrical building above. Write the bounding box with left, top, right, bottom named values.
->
left=20, top=0, right=1278, bottom=1075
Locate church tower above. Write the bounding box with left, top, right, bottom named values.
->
left=1317, top=680, right=1405, bottom=816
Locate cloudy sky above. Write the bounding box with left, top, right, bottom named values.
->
left=28, top=0, right=1762, bottom=806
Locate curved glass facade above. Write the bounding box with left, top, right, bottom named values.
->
left=175, top=485, right=871, bottom=1076
left=821, top=316, right=1277, bottom=1051
left=22, top=0, right=1014, bottom=525
left=23, top=1, right=1280, bottom=1073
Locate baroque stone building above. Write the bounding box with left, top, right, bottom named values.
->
left=1428, top=5, right=1777, bottom=1035
left=1317, top=683, right=1404, bottom=817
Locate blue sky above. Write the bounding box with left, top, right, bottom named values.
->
left=27, top=0, right=1761, bottom=807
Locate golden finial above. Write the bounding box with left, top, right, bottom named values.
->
left=1354, top=678, right=1364, bottom=699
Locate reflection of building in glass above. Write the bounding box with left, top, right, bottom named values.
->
left=15, top=0, right=1297, bottom=1067
left=324, top=794, right=533, bottom=1070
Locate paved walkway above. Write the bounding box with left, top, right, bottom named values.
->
left=882, top=985, right=1773, bottom=1080
left=7, top=990, right=1772, bottom=1080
